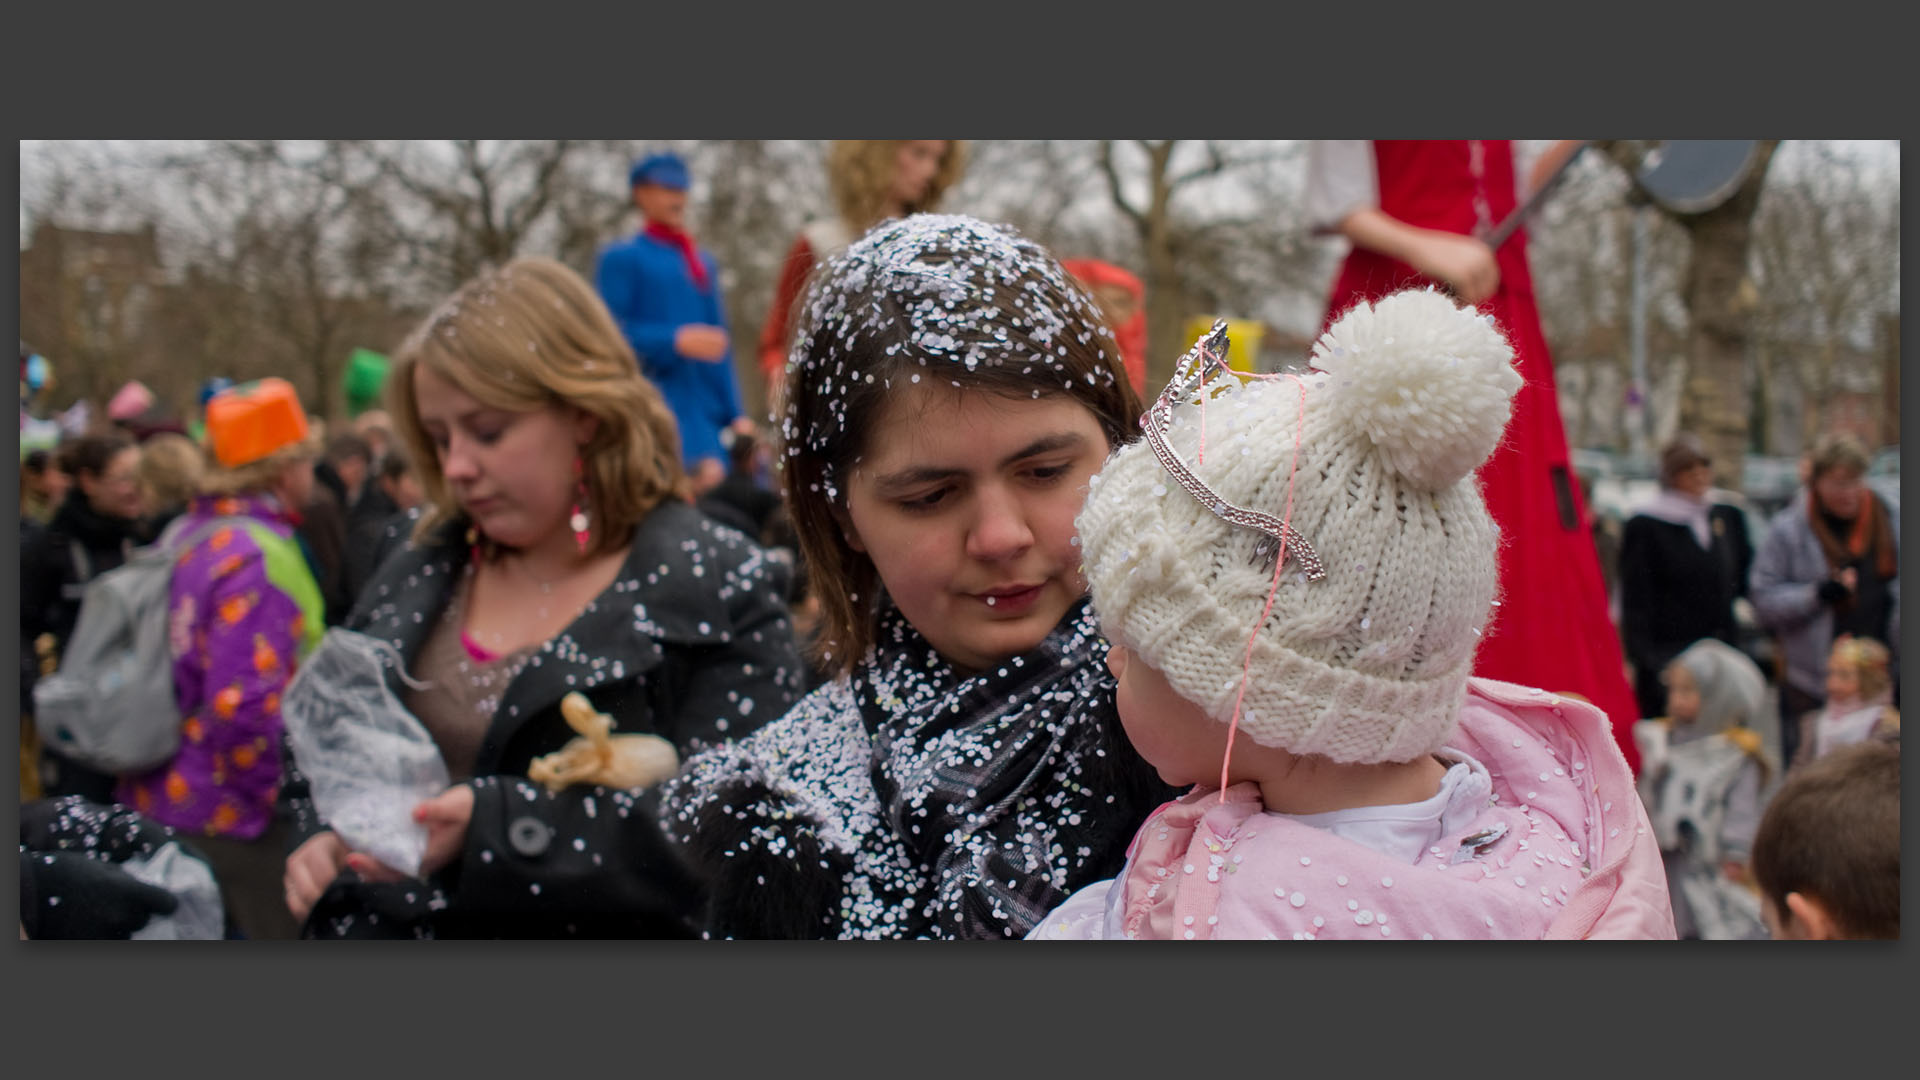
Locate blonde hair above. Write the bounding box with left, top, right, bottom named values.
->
left=137, top=432, right=208, bottom=511
left=198, top=441, right=318, bottom=497
left=827, top=141, right=969, bottom=233
left=1830, top=635, right=1893, bottom=703
left=389, top=255, right=690, bottom=557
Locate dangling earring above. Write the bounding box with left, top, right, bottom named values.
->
left=467, top=525, right=484, bottom=565
left=569, top=456, right=591, bottom=553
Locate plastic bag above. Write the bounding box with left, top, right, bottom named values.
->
left=122, top=841, right=226, bottom=940
left=281, top=629, right=449, bottom=878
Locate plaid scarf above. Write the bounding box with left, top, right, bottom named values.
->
left=853, top=596, right=1166, bottom=939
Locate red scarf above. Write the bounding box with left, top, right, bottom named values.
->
left=644, top=221, right=711, bottom=292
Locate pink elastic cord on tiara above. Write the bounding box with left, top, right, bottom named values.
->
left=1198, top=375, right=1208, bottom=466
left=1140, top=322, right=1326, bottom=581
left=1218, top=371, right=1310, bottom=796
left=1141, top=322, right=1324, bottom=795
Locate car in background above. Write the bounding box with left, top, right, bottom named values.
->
left=1582, top=449, right=1656, bottom=534
left=1869, top=445, right=1899, bottom=510
left=1740, top=455, right=1803, bottom=523
left=1569, top=447, right=1620, bottom=487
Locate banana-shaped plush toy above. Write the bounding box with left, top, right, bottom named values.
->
left=526, top=692, right=680, bottom=793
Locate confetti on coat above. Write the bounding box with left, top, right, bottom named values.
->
left=662, top=598, right=1174, bottom=939
left=1029, top=679, right=1676, bottom=940
left=284, top=501, right=803, bottom=938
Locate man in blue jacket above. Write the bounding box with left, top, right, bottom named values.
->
left=596, top=152, right=747, bottom=492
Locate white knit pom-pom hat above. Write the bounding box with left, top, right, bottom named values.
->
left=1079, top=288, right=1523, bottom=764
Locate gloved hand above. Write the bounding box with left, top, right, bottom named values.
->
left=20, top=796, right=183, bottom=863
left=21, top=850, right=180, bottom=940
left=1818, top=579, right=1852, bottom=606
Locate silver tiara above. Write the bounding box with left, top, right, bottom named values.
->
left=1140, top=320, right=1326, bottom=581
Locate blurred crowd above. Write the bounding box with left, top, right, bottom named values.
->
left=1609, top=429, right=1898, bottom=938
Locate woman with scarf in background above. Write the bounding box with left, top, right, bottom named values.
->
left=1751, top=432, right=1899, bottom=768
left=1619, top=433, right=1755, bottom=720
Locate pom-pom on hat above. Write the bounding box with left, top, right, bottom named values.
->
left=1078, top=288, right=1523, bottom=764
left=204, top=377, right=313, bottom=469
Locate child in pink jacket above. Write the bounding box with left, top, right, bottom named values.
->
left=1031, top=289, right=1674, bottom=940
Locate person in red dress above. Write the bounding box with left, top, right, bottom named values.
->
left=1304, top=139, right=1642, bottom=773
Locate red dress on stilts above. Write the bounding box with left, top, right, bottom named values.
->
left=1318, top=140, right=1641, bottom=773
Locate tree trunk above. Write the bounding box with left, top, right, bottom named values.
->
left=1138, top=142, right=1183, bottom=393
left=1671, top=141, right=1780, bottom=490
left=1680, top=208, right=1760, bottom=486
left=1142, top=211, right=1184, bottom=391
left=1095, top=140, right=1255, bottom=395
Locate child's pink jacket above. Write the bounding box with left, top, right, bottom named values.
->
left=1030, top=678, right=1676, bottom=940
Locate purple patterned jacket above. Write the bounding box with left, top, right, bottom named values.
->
left=117, top=493, right=325, bottom=839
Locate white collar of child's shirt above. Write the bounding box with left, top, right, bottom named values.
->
left=1265, top=750, right=1493, bottom=865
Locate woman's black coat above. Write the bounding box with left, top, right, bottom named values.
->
left=285, top=499, right=804, bottom=938
left=1618, top=503, right=1755, bottom=717
left=21, top=488, right=140, bottom=663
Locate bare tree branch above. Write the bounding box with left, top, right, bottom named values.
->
left=1097, top=141, right=1146, bottom=229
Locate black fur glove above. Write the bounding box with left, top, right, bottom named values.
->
left=20, top=850, right=180, bottom=940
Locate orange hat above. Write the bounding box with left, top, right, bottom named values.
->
left=204, top=378, right=312, bottom=468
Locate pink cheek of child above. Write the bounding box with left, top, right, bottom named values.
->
left=1113, top=645, right=1229, bottom=789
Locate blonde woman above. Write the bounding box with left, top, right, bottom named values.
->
left=281, top=256, right=803, bottom=939
left=134, top=431, right=208, bottom=541
left=757, top=140, right=968, bottom=404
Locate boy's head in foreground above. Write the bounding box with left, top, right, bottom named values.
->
left=1750, top=740, right=1899, bottom=940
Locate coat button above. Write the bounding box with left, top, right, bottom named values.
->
left=509, top=817, right=552, bottom=858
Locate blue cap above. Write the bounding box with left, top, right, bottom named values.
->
left=629, top=152, right=690, bottom=191
left=199, top=376, right=235, bottom=407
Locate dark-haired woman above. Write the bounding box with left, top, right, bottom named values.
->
left=22, top=433, right=144, bottom=800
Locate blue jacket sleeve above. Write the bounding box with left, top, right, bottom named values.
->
left=703, top=254, right=743, bottom=425
left=596, top=247, right=686, bottom=378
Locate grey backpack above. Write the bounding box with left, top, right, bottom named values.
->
left=33, top=517, right=250, bottom=775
